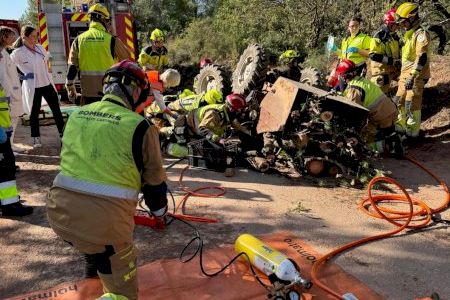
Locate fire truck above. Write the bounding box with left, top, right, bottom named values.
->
left=36, top=0, right=138, bottom=97
left=0, top=19, right=20, bottom=36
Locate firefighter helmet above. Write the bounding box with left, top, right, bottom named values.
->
left=335, top=59, right=357, bottom=79
left=225, top=93, right=246, bottom=112
left=383, top=8, right=397, bottom=25
left=150, top=28, right=166, bottom=42
left=104, top=60, right=148, bottom=90
left=279, top=50, right=300, bottom=64
left=160, top=69, right=180, bottom=88
left=395, top=2, right=419, bottom=22
left=88, top=3, right=110, bottom=21
left=199, top=58, right=213, bottom=68
left=204, top=89, right=223, bottom=105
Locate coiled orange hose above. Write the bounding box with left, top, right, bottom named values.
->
left=170, top=166, right=225, bottom=223
left=311, top=155, right=450, bottom=299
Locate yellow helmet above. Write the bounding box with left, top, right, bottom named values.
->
left=395, top=2, right=419, bottom=21
left=179, top=89, right=195, bottom=99
left=150, top=28, right=166, bottom=42
left=88, top=3, right=110, bottom=20
left=279, top=49, right=302, bottom=65
left=280, top=50, right=300, bottom=60
left=204, top=89, right=223, bottom=105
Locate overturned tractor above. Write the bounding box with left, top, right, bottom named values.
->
left=236, top=77, right=375, bottom=182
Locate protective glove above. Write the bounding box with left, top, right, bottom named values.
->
left=346, top=47, right=359, bottom=54
left=20, top=73, right=34, bottom=80
left=327, top=43, right=338, bottom=53
left=66, top=83, right=77, bottom=100
left=0, top=127, right=7, bottom=144
left=404, top=76, right=415, bottom=90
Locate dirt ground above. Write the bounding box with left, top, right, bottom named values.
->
left=1, top=56, right=449, bottom=300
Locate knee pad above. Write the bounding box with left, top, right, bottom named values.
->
left=85, top=245, right=115, bottom=275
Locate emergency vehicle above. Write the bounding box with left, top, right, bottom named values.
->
left=36, top=0, right=138, bottom=97
left=0, top=19, right=20, bottom=36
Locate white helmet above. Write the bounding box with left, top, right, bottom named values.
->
left=160, top=69, right=180, bottom=88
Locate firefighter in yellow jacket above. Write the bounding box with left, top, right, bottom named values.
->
left=161, top=93, right=246, bottom=144
left=394, top=2, right=430, bottom=138
left=48, top=61, right=168, bottom=300
left=138, top=28, right=169, bottom=72
left=336, top=59, right=403, bottom=156
left=167, top=89, right=223, bottom=114
left=369, top=8, right=401, bottom=94
left=184, top=93, right=245, bottom=142
left=66, top=3, right=130, bottom=105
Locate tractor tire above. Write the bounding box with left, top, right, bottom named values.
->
left=193, top=64, right=228, bottom=95
left=299, top=67, right=323, bottom=87
left=232, top=44, right=268, bottom=94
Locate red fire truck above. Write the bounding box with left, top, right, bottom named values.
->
left=0, top=19, right=20, bottom=37
left=36, top=0, right=138, bottom=97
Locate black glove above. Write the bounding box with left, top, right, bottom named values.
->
left=142, top=182, right=168, bottom=215
left=393, top=59, right=401, bottom=70
left=405, top=76, right=415, bottom=90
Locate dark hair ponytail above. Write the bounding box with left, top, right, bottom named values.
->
left=12, top=25, right=36, bottom=48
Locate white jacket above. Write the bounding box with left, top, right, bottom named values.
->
left=10, top=44, right=56, bottom=115
left=0, top=48, right=22, bottom=103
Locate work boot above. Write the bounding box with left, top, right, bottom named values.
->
left=385, top=133, right=404, bottom=159
left=83, top=254, right=99, bottom=278
left=1, top=202, right=33, bottom=217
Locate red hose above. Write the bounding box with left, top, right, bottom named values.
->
left=171, top=166, right=225, bottom=223
left=311, top=155, right=450, bottom=299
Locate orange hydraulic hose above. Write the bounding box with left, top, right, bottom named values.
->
left=171, top=166, right=226, bottom=223
left=311, top=155, right=450, bottom=299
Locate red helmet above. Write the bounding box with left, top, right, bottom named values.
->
left=104, top=60, right=148, bottom=90
left=225, top=93, right=246, bottom=112
left=383, top=8, right=397, bottom=25
left=335, top=59, right=356, bottom=77
left=199, top=58, right=213, bottom=68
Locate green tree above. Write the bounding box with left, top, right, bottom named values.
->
left=132, top=0, right=198, bottom=41
left=19, top=0, right=38, bottom=26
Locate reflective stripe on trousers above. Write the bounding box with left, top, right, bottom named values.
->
left=0, top=180, right=19, bottom=205
left=53, top=173, right=139, bottom=200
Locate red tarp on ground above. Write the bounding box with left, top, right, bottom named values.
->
left=6, top=231, right=384, bottom=300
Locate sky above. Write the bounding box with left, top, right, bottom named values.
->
left=0, top=0, right=29, bottom=20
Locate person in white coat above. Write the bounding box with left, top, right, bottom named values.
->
left=11, top=25, right=64, bottom=148
left=0, top=27, right=23, bottom=149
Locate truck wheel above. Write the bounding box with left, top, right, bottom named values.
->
left=299, top=67, right=322, bottom=87
left=232, top=44, right=267, bottom=94
left=193, top=64, right=228, bottom=95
